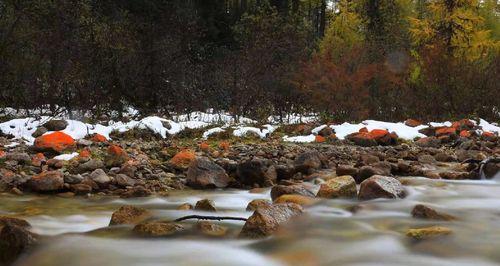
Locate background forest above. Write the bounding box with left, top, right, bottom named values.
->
left=0, top=0, right=499, bottom=122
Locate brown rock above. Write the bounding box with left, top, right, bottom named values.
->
left=316, top=175, right=357, bottom=198
left=177, top=203, right=193, bottom=210
left=187, top=157, right=232, bottom=189
left=239, top=203, right=304, bottom=238
left=109, top=205, right=152, bottom=226
left=358, top=175, right=405, bottom=200
left=406, top=226, right=452, bottom=240
left=236, top=158, right=277, bottom=187
left=294, top=151, right=324, bottom=173
left=274, top=194, right=317, bottom=206
left=411, top=204, right=456, bottom=221
left=246, top=199, right=272, bottom=211
left=336, top=165, right=359, bottom=176
left=0, top=223, right=38, bottom=264
left=270, top=184, right=315, bottom=201
left=195, top=199, right=217, bottom=212
left=133, top=221, right=184, bottom=237
left=29, top=171, right=64, bottom=192
left=195, top=221, right=228, bottom=237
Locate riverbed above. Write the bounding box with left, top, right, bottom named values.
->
left=3, top=177, right=500, bottom=266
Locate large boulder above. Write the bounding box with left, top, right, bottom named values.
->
left=195, top=199, right=217, bottom=212
left=109, top=205, right=152, bottom=226
left=358, top=175, right=405, bottom=200
left=236, top=158, right=277, bottom=187
left=411, top=204, right=456, bottom=221
left=41, top=119, right=68, bottom=131
left=356, top=164, right=391, bottom=183
left=316, top=175, right=357, bottom=198
left=270, top=184, right=315, bottom=201
left=239, top=203, right=304, bottom=238
left=89, top=169, right=112, bottom=187
left=28, top=171, right=64, bottom=192
left=347, top=129, right=398, bottom=147
left=0, top=222, right=38, bottom=265
left=294, top=151, right=324, bottom=173
left=34, top=132, right=76, bottom=153
left=187, top=157, right=232, bottom=189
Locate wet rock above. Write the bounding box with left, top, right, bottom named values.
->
left=275, top=164, right=296, bottom=181
left=42, top=119, right=68, bottom=131
left=358, top=175, right=405, bottom=200
left=75, top=159, right=104, bottom=174
left=406, top=226, right=452, bottom=240
left=356, top=165, right=391, bottom=183
left=115, top=174, right=136, bottom=187
left=0, top=223, right=38, bottom=265
left=236, top=158, right=276, bottom=187
left=28, top=171, right=64, bottom=192
left=5, top=153, right=31, bottom=164
left=418, top=154, right=437, bottom=164
left=316, top=175, right=357, bottom=198
left=120, top=186, right=151, bottom=198
left=177, top=203, right=193, bottom=210
left=70, top=183, right=92, bottom=195
left=133, top=221, right=184, bottom=237
left=64, top=174, right=83, bottom=184
left=239, top=203, right=304, bottom=238
left=0, top=217, right=30, bottom=228
left=195, top=221, right=228, bottom=237
left=109, top=205, right=152, bottom=226
left=270, top=184, right=315, bottom=201
left=90, top=169, right=112, bottom=186
left=439, top=171, right=471, bottom=180
left=246, top=199, right=272, bottom=211
left=483, top=161, right=500, bottom=179
left=34, top=132, right=76, bottom=153
left=274, top=194, right=316, bottom=206
left=195, top=199, right=217, bottom=212
left=411, top=204, right=456, bottom=221
left=294, top=151, right=324, bottom=173
left=187, top=157, right=232, bottom=189
left=336, top=165, right=359, bottom=176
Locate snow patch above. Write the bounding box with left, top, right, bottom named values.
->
left=53, top=152, right=79, bottom=161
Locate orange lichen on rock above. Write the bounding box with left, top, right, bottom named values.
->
left=91, top=133, right=107, bottom=143
left=170, top=149, right=196, bottom=168
left=459, top=130, right=471, bottom=138
left=315, top=135, right=326, bottom=143
left=219, top=141, right=230, bottom=151
left=0, top=150, right=5, bottom=158
left=369, top=129, right=390, bottom=139
left=199, top=142, right=210, bottom=152
left=31, top=153, right=47, bottom=167
left=435, top=127, right=456, bottom=136
left=34, top=132, right=76, bottom=153
left=79, top=149, right=91, bottom=158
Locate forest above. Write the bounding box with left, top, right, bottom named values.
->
left=0, top=0, right=499, bottom=122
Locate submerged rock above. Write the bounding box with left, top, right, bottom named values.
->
left=406, top=226, right=452, bottom=240
left=246, top=199, right=272, bottom=211
left=109, top=205, right=152, bottom=226
left=274, top=194, right=317, bottom=206
left=187, top=157, right=232, bottom=188
left=195, top=199, right=217, bottom=212
left=316, top=175, right=357, bottom=198
left=358, top=175, right=405, bottom=200
left=133, top=221, right=184, bottom=237
left=270, top=184, right=315, bottom=201
left=239, top=203, right=304, bottom=238
left=411, top=204, right=456, bottom=221
left=195, top=221, right=228, bottom=237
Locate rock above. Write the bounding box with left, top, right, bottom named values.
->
left=236, top=158, right=276, bottom=187
left=246, top=199, right=272, bottom=211
left=0, top=217, right=30, bottom=228
left=64, top=174, right=83, bottom=184
left=133, top=222, right=184, bottom=237
left=119, top=162, right=137, bottom=178
left=405, top=119, right=422, bottom=127
left=187, top=157, right=231, bottom=189
left=91, top=133, right=107, bottom=143
left=177, top=203, right=193, bottom=210
left=275, top=165, right=296, bottom=181
left=195, top=199, right=217, bottom=212
left=70, top=183, right=92, bottom=195
left=170, top=150, right=196, bottom=169
left=435, top=127, right=457, bottom=137
left=195, top=221, right=228, bottom=237
left=434, top=152, right=455, bottom=162
left=274, top=194, right=316, bottom=206
left=346, top=132, right=377, bottom=147
left=270, top=184, right=315, bottom=201
left=415, top=137, right=440, bottom=148
left=439, top=171, right=471, bottom=180
left=31, top=127, right=48, bottom=138
left=318, top=126, right=333, bottom=137
left=0, top=223, right=38, bottom=265
left=29, top=171, right=64, bottom=192
left=120, top=186, right=152, bottom=198
left=336, top=165, right=359, bottom=176
left=411, top=204, right=456, bottom=221
left=358, top=175, right=405, bottom=200
left=42, top=119, right=68, bottom=131
left=6, top=153, right=31, bottom=164
left=115, top=174, right=136, bottom=187
left=34, top=132, right=76, bottom=153
left=294, top=151, right=324, bottom=173
left=316, top=175, right=357, bottom=198
left=406, top=226, right=452, bottom=240
left=418, top=154, right=436, bottom=164
left=89, top=169, right=112, bottom=186
left=109, top=205, right=152, bottom=226
left=483, top=161, right=500, bottom=179
left=105, top=145, right=129, bottom=167
left=239, top=203, right=304, bottom=238
left=75, top=159, right=104, bottom=174
left=356, top=165, right=391, bottom=183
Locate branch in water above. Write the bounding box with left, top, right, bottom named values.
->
left=174, top=215, right=248, bottom=222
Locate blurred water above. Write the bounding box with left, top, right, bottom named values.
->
left=2, top=178, right=500, bottom=266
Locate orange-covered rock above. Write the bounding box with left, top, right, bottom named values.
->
left=31, top=153, right=47, bottom=167
left=315, top=135, right=326, bottom=143
left=0, top=150, right=5, bottom=159
left=219, top=141, right=230, bottom=151
left=91, top=133, right=107, bottom=143
left=106, top=144, right=129, bottom=167
left=170, top=150, right=196, bottom=169
left=459, top=130, right=472, bottom=138
left=435, top=127, right=457, bottom=136
left=451, top=119, right=475, bottom=130
left=482, top=131, right=497, bottom=141
left=34, top=132, right=76, bottom=153
left=199, top=142, right=210, bottom=152
left=347, top=129, right=398, bottom=147
left=78, top=149, right=91, bottom=158
left=405, top=119, right=422, bottom=127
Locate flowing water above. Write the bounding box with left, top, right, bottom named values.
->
left=3, top=177, right=500, bottom=266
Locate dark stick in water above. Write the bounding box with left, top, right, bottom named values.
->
left=174, top=215, right=248, bottom=222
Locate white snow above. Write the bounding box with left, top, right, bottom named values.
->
left=283, top=134, right=316, bottom=143
left=479, top=119, right=500, bottom=134
left=53, top=152, right=79, bottom=161
left=203, top=127, right=226, bottom=139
